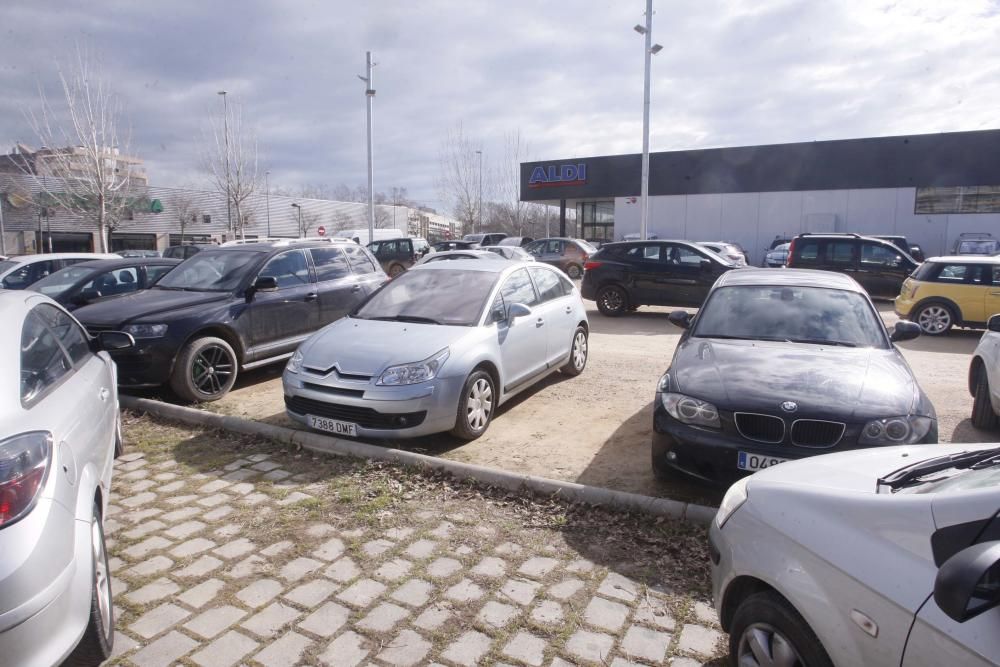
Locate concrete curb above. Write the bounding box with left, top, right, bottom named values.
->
left=120, top=395, right=719, bottom=525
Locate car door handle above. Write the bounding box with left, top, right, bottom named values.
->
left=304, top=292, right=318, bottom=302
left=352, top=284, right=362, bottom=292
left=536, top=318, right=545, bottom=327
left=99, top=388, right=109, bottom=402
left=565, top=306, right=572, bottom=314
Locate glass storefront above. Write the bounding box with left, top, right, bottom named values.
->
left=577, top=201, right=614, bottom=243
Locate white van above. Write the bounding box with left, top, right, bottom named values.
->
left=340, top=229, right=406, bottom=246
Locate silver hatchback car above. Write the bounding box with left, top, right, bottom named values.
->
left=0, top=291, right=132, bottom=666
left=283, top=260, right=589, bottom=440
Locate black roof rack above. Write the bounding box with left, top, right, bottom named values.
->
left=958, top=232, right=995, bottom=239
left=796, top=232, right=862, bottom=238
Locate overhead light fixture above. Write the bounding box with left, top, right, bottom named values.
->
left=650, top=44, right=663, bottom=54
left=634, top=24, right=647, bottom=34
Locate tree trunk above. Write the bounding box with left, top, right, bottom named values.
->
left=97, top=193, right=108, bottom=253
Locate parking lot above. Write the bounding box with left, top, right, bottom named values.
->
left=200, top=298, right=993, bottom=507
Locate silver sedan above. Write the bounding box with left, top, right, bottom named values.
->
left=283, top=260, right=590, bottom=440
left=0, top=291, right=133, bottom=666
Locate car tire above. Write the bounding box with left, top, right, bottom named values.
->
left=451, top=370, right=496, bottom=441
left=170, top=336, right=238, bottom=403
left=730, top=591, right=833, bottom=667
left=596, top=285, right=629, bottom=317
left=915, top=302, right=954, bottom=336
left=388, top=263, right=405, bottom=278
left=560, top=327, right=588, bottom=376
left=972, top=370, right=999, bottom=430
left=113, top=415, right=125, bottom=459
left=64, top=502, right=114, bottom=667
left=566, top=264, right=583, bottom=279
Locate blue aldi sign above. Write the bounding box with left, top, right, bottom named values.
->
left=528, top=163, right=587, bottom=189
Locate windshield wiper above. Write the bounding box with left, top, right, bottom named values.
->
left=877, top=446, right=1000, bottom=491
left=368, top=315, right=442, bottom=325
left=786, top=338, right=857, bottom=347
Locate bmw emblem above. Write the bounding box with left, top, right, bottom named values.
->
left=780, top=401, right=798, bottom=413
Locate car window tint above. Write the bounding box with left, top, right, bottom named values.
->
left=937, top=264, right=968, bottom=282
left=145, top=265, right=175, bottom=284
left=665, top=245, right=704, bottom=265
left=626, top=245, right=661, bottom=261
left=558, top=273, right=575, bottom=296
left=860, top=243, right=901, bottom=266
left=20, top=309, right=74, bottom=403
left=61, top=258, right=91, bottom=268
left=344, top=245, right=378, bottom=274
left=34, top=303, right=91, bottom=365
left=528, top=267, right=563, bottom=303
left=4, top=261, right=52, bottom=289
left=499, top=268, right=539, bottom=306
left=546, top=240, right=562, bottom=254
left=796, top=241, right=819, bottom=260
left=83, top=267, right=140, bottom=296
left=311, top=247, right=352, bottom=281
left=826, top=241, right=856, bottom=264
left=259, top=249, right=311, bottom=288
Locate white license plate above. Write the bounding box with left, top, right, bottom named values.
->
left=737, top=451, right=789, bottom=472
left=308, top=415, right=358, bottom=437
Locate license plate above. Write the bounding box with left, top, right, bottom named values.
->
left=308, top=415, right=358, bottom=437
left=737, top=451, right=789, bottom=472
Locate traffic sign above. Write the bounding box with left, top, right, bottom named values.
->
left=317, top=226, right=326, bottom=236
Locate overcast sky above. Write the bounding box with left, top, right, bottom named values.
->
left=2, top=0, right=999, bottom=212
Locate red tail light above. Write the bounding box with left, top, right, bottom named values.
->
left=584, top=261, right=603, bottom=271
left=786, top=239, right=797, bottom=267
left=0, top=432, right=51, bottom=527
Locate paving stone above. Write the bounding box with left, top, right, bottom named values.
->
left=426, top=557, right=462, bottom=579
left=276, top=491, right=314, bottom=506
left=670, top=658, right=705, bottom=667
left=176, top=555, right=224, bottom=578
left=305, top=522, right=337, bottom=537
left=471, top=556, right=507, bottom=578
left=227, top=554, right=267, bottom=578
left=373, top=628, right=431, bottom=666
left=325, top=557, right=361, bottom=582
left=444, top=578, right=485, bottom=602
left=550, top=658, right=576, bottom=667
left=678, top=624, right=724, bottom=658
left=261, top=540, right=294, bottom=557
left=246, top=453, right=271, bottom=463
left=500, top=578, right=542, bottom=606
left=170, top=537, right=216, bottom=558
left=357, top=601, right=410, bottom=632
left=341, top=527, right=366, bottom=538
left=598, top=572, right=639, bottom=602
left=241, top=601, right=301, bottom=638
left=241, top=491, right=270, bottom=505
left=284, top=579, right=338, bottom=608
left=337, top=578, right=386, bottom=608
left=441, top=630, right=493, bottom=667
left=124, top=577, right=180, bottom=605
left=223, top=468, right=259, bottom=482
left=160, top=507, right=201, bottom=523
left=299, top=601, right=352, bottom=637
left=584, top=596, right=630, bottom=632
left=476, top=600, right=518, bottom=628
left=280, top=556, right=324, bottom=582
left=502, top=631, right=547, bottom=666
left=190, top=629, right=259, bottom=667
left=126, top=554, right=173, bottom=577
left=178, top=578, right=225, bottom=609
left=121, top=468, right=150, bottom=481
left=122, top=520, right=167, bottom=540
left=203, top=505, right=234, bottom=521
left=694, top=600, right=719, bottom=626
left=374, top=558, right=413, bottom=582
left=237, top=579, right=284, bottom=608
left=362, top=538, right=395, bottom=557
left=252, top=630, right=313, bottom=667
left=390, top=579, right=434, bottom=607
left=198, top=479, right=231, bottom=494
left=110, top=630, right=138, bottom=658
left=313, top=537, right=346, bottom=561
left=184, top=605, right=249, bottom=639
left=518, top=556, right=560, bottom=579
left=494, top=541, right=523, bottom=556
left=413, top=510, right=437, bottom=521
left=165, top=494, right=199, bottom=506
left=213, top=538, right=256, bottom=560
left=153, top=459, right=178, bottom=469
left=429, top=521, right=455, bottom=538
left=111, top=577, right=128, bottom=597
left=384, top=526, right=415, bottom=540
left=547, top=578, right=585, bottom=601
left=565, top=629, right=616, bottom=663
left=121, top=491, right=156, bottom=508
left=122, top=535, right=172, bottom=560
left=531, top=599, right=564, bottom=625
left=197, top=493, right=229, bottom=508
left=152, top=471, right=178, bottom=481
left=118, top=452, right=145, bottom=463
left=130, top=479, right=156, bottom=493
left=129, top=630, right=198, bottom=667
left=621, top=625, right=671, bottom=663
left=164, top=520, right=206, bottom=540
left=262, top=468, right=292, bottom=482
left=634, top=597, right=676, bottom=630
left=251, top=460, right=283, bottom=472
left=129, top=603, right=191, bottom=639
left=403, top=538, right=438, bottom=559
left=156, top=480, right=186, bottom=494
left=121, top=508, right=162, bottom=524
left=227, top=481, right=255, bottom=495
left=610, top=658, right=649, bottom=667
left=565, top=559, right=595, bottom=574
left=318, top=630, right=369, bottom=667
left=413, top=603, right=452, bottom=631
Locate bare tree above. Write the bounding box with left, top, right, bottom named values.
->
left=437, top=123, right=484, bottom=235
left=299, top=210, right=321, bottom=237
left=493, top=130, right=531, bottom=236
left=172, top=191, right=199, bottom=244
left=22, top=46, right=138, bottom=253
left=203, top=97, right=260, bottom=240
left=331, top=210, right=355, bottom=232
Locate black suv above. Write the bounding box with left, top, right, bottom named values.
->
left=581, top=240, right=736, bottom=315
left=786, top=233, right=919, bottom=298
left=874, top=235, right=925, bottom=262
left=74, top=240, right=386, bottom=402
left=367, top=238, right=416, bottom=277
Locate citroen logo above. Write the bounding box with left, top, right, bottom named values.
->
left=780, top=401, right=798, bottom=413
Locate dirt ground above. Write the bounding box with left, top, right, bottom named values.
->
left=188, top=299, right=995, bottom=508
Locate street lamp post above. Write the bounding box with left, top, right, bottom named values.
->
left=358, top=52, right=376, bottom=243
left=265, top=170, right=271, bottom=237
left=218, top=91, right=233, bottom=238
left=475, top=149, right=483, bottom=234
left=291, top=203, right=302, bottom=238
left=634, top=0, right=662, bottom=241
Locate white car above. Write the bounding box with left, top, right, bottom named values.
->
left=697, top=241, right=749, bottom=266
left=970, top=314, right=1000, bottom=429
left=0, top=291, right=133, bottom=666
left=710, top=443, right=1000, bottom=667
left=0, top=253, right=119, bottom=290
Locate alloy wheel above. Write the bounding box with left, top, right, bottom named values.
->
left=92, top=519, right=112, bottom=635
left=466, top=378, right=493, bottom=430
left=192, top=344, right=235, bottom=395
left=572, top=331, right=588, bottom=370
left=737, top=623, right=805, bottom=667
left=601, top=288, right=624, bottom=312
left=917, top=305, right=951, bottom=334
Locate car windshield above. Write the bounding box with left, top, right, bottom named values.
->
left=28, top=265, right=96, bottom=296
left=959, top=240, right=1000, bottom=253
left=354, top=268, right=498, bottom=326
left=576, top=240, right=598, bottom=254
left=693, top=285, right=887, bottom=348
left=156, top=250, right=260, bottom=291
left=463, top=234, right=485, bottom=243
left=0, top=260, right=19, bottom=274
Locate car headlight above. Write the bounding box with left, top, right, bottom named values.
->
left=716, top=476, right=749, bottom=528
left=376, top=348, right=450, bottom=386
left=660, top=392, right=721, bottom=429
left=286, top=349, right=304, bottom=374
left=859, top=415, right=934, bottom=445
left=121, top=323, right=167, bottom=339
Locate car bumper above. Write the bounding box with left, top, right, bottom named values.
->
left=107, top=338, right=177, bottom=387
left=893, top=295, right=915, bottom=319
left=283, top=371, right=467, bottom=438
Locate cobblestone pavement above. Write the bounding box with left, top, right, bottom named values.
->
left=105, top=415, right=726, bottom=666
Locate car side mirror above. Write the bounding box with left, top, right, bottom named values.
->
left=93, top=331, right=135, bottom=352
left=253, top=276, right=279, bottom=292
left=508, top=302, right=532, bottom=324
left=989, top=314, right=1000, bottom=333
left=890, top=320, right=921, bottom=343
left=934, top=541, right=1000, bottom=623
left=668, top=310, right=692, bottom=329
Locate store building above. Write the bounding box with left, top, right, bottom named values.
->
left=520, top=129, right=1000, bottom=263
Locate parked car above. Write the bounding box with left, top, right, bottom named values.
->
left=786, top=232, right=919, bottom=298
left=762, top=242, right=790, bottom=267
left=431, top=240, right=476, bottom=252
left=339, top=228, right=405, bottom=246
left=711, top=442, right=1000, bottom=667
left=655, top=268, right=935, bottom=485
left=74, top=239, right=386, bottom=402
left=462, top=232, right=508, bottom=247
left=162, top=243, right=216, bottom=260
left=0, top=253, right=119, bottom=290
left=28, top=257, right=181, bottom=310
left=416, top=249, right=507, bottom=265
left=524, top=237, right=597, bottom=279
left=968, top=313, right=1000, bottom=429
left=482, top=245, right=535, bottom=261
left=874, top=234, right=926, bottom=262
left=697, top=241, right=748, bottom=266
left=0, top=290, right=133, bottom=666
left=367, top=237, right=417, bottom=277
left=894, top=255, right=1000, bottom=336
left=953, top=232, right=1000, bottom=255
left=497, top=236, right=535, bottom=247
left=580, top=240, right=736, bottom=316
left=284, top=260, right=589, bottom=440
left=411, top=237, right=431, bottom=258
left=116, top=249, right=160, bottom=258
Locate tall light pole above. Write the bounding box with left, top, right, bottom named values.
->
left=291, top=203, right=303, bottom=237
left=265, top=170, right=271, bottom=237
left=358, top=52, right=376, bottom=242
left=218, top=91, right=232, bottom=238
left=634, top=1, right=662, bottom=241
left=475, top=149, right=483, bottom=233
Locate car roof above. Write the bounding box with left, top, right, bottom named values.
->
left=413, top=258, right=527, bottom=273
left=3, top=252, right=118, bottom=264
left=924, top=255, right=1000, bottom=264
left=715, top=267, right=865, bottom=292
left=54, top=257, right=182, bottom=271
